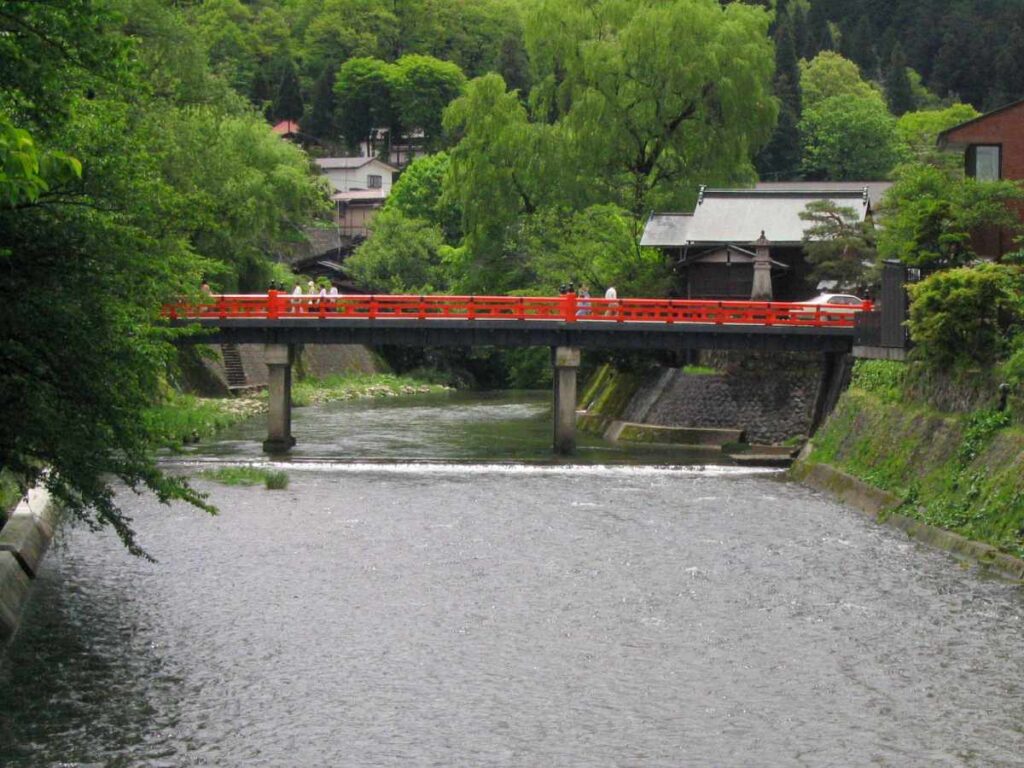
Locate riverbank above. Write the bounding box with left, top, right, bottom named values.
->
left=797, top=360, right=1024, bottom=566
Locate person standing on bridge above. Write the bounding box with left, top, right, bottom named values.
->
left=604, top=285, right=618, bottom=317
left=577, top=284, right=592, bottom=317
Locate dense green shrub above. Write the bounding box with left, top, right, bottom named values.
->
left=907, top=263, right=1024, bottom=369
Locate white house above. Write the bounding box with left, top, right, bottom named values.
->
left=314, top=157, right=398, bottom=196
left=314, top=157, right=399, bottom=239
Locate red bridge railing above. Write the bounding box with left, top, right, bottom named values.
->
left=163, top=292, right=873, bottom=328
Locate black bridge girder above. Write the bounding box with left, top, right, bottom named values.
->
left=170, top=318, right=855, bottom=353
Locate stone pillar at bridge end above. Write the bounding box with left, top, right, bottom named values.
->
left=552, top=346, right=581, bottom=455
left=263, top=343, right=296, bottom=453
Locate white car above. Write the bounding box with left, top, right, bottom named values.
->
left=795, top=293, right=869, bottom=320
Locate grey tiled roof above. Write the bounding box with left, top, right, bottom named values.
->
left=754, top=181, right=893, bottom=207
left=642, top=187, right=873, bottom=247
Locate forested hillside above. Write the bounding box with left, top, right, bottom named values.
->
left=802, top=0, right=1024, bottom=111
left=181, top=0, right=1024, bottom=151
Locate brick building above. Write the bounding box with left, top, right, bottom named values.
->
left=938, top=98, right=1024, bottom=257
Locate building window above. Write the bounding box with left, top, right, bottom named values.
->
left=367, top=174, right=383, bottom=189
left=967, top=145, right=1001, bottom=181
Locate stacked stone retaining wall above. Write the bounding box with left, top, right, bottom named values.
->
left=180, top=344, right=381, bottom=395
left=639, top=351, right=824, bottom=444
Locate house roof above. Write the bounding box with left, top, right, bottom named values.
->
left=316, top=156, right=398, bottom=172
left=754, top=180, right=893, bottom=207
left=272, top=120, right=301, bottom=135
left=938, top=97, right=1024, bottom=147
left=331, top=189, right=389, bottom=204
left=641, top=187, right=871, bottom=248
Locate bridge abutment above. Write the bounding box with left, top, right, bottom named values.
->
left=262, top=343, right=296, bottom=453
left=552, top=346, right=581, bottom=455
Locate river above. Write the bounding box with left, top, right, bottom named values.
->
left=1, top=391, right=1022, bottom=766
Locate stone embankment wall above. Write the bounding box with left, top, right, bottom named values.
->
left=179, top=344, right=381, bottom=395
left=585, top=352, right=825, bottom=444
left=581, top=352, right=827, bottom=442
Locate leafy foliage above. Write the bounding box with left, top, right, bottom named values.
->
left=878, top=164, right=1024, bottom=267
left=345, top=210, right=448, bottom=294
left=799, top=51, right=878, bottom=110
left=0, top=0, right=325, bottom=554
left=907, top=263, right=1024, bottom=369
left=333, top=56, right=396, bottom=151
left=389, top=55, right=466, bottom=148
left=883, top=44, right=914, bottom=117
left=799, top=94, right=901, bottom=180
left=383, top=152, right=461, bottom=240
left=895, top=104, right=980, bottom=165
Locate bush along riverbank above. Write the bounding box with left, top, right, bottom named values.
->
left=802, top=360, right=1024, bottom=562
left=144, top=373, right=449, bottom=450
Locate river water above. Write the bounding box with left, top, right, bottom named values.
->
left=1, top=391, right=1022, bottom=766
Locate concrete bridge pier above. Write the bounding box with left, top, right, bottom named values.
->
left=263, top=343, right=296, bottom=453
left=552, top=346, right=581, bottom=455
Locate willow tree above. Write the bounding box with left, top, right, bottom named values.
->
left=522, top=0, right=777, bottom=217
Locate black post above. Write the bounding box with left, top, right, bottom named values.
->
left=880, top=260, right=908, bottom=349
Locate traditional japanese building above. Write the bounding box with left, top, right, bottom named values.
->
left=642, top=183, right=889, bottom=300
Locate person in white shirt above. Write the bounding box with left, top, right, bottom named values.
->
left=604, top=286, right=618, bottom=316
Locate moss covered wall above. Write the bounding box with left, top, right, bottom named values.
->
left=808, top=371, right=1024, bottom=559
left=577, top=364, right=647, bottom=434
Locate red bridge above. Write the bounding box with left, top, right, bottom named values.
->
left=164, top=291, right=870, bottom=328
left=164, top=292, right=870, bottom=455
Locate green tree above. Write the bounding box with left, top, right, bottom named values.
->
left=524, top=0, right=776, bottom=216
left=757, top=15, right=802, bottom=180
left=841, top=15, right=879, bottom=80
left=800, top=94, right=901, bottom=180
left=878, top=164, right=1024, bottom=267
left=306, top=65, right=338, bottom=141
left=443, top=74, right=566, bottom=290
left=189, top=0, right=257, bottom=96
left=345, top=209, right=448, bottom=293
left=799, top=199, right=877, bottom=285
left=151, top=105, right=329, bottom=290
left=389, top=54, right=467, bottom=149
left=895, top=103, right=980, bottom=165
left=300, top=0, right=398, bottom=76
left=805, top=1, right=835, bottom=55
left=515, top=204, right=670, bottom=297
left=333, top=56, right=397, bottom=152
left=0, top=0, right=326, bottom=555
left=884, top=43, right=914, bottom=117
left=799, top=51, right=878, bottom=110
left=0, top=118, right=81, bottom=206
left=383, top=152, right=462, bottom=241
left=272, top=58, right=304, bottom=121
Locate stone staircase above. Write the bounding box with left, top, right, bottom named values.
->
left=220, top=343, right=249, bottom=390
